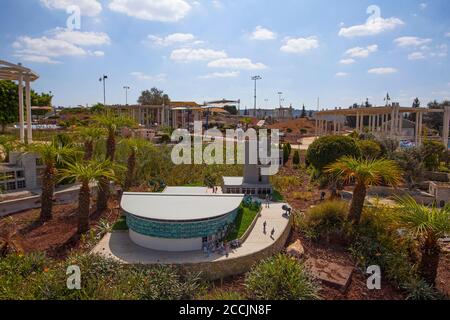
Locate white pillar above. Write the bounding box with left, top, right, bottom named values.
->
left=390, top=108, right=395, bottom=137
left=25, top=75, right=32, bottom=143
left=418, top=112, right=423, bottom=146
left=18, top=73, right=25, bottom=143
left=399, top=112, right=403, bottom=138
left=443, top=106, right=450, bottom=148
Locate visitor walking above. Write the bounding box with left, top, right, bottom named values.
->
left=265, top=194, right=270, bottom=208
left=270, top=228, right=275, bottom=239
left=263, top=221, right=267, bottom=234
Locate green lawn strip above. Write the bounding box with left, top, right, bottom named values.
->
left=112, top=216, right=128, bottom=231
left=226, top=205, right=260, bottom=241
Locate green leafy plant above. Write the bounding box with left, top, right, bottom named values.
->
left=245, top=254, right=321, bottom=300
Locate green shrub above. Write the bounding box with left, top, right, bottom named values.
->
left=0, top=253, right=202, bottom=300
left=303, top=200, right=348, bottom=240
left=346, top=206, right=433, bottom=298
left=421, top=140, right=446, bottom=171
left=245, top=254, right=320, bottom=300
left=293, top=150, right=300, bottom=165
left=201, top=290, right=245, bottom=300
left=306, top=135, right=360, bottom=172
left=357, top=140, right=382, bottom=159
left=402, top=278, right=443, bottom=300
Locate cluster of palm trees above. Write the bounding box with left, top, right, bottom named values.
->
left=26, top=111, right=151, bottom=235
left=325, top=156, right=450, bottom=285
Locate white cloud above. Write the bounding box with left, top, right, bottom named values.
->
left=394, top=36, right=432, bottom=47
left=345, top=45, right=378, bottom=58
left=13, top=54, right=60, bottom=64
left=170, top=48, right=227, bottom=62
left=199, top=71, right=240, bottom=79
left=91, top=50, right=105, bottom=56
left=419, top=3, right=427, bottom=10
left=280, top=36, right=319, bottom=53
left=446, top=32, right=450, bottom=37
left=109, top=0, right=191, bottom=22
left=12, top=29, right=109, bottom=63
left=340, top=58, right=356, bottom=65
left=13, top=36, right=87, bottom=58
left=51, top=28, right=110, bottom=46
left=408, top=52, right=426, bottom=60
left=335, top=72, right=349, bottom=77
left=130, top=72, right=166, bottom=82
left=368, top=67, right=398, bottom=75
left=147, top=33, right=195, bottom=46
left=339, top=17, right=404, bottom=37
left=211, top=0, right=223, bottom=8
left=250, top=26, right=277, bottom=41
left=40, top=0, right=102, bottom=17
left=207, top=58, right=266, bottom=70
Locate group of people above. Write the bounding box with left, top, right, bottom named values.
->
left=262, top=220, right=276, bottom=239
left=203, top=239, right=241, bottom=257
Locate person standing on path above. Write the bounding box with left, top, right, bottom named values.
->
left=270, top=228, right=275, bottom=240
left=263, top=221, right=267, bottom=234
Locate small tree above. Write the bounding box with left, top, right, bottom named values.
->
left=395, top=196, right=450, bottom=285
left=75, top=127, right=105, bottom=161
left=421, top=140, right=446, bottom=171
left=306, top=135, right=361, bottom=173
left=357, top=140, right=382, bottom=160
left=293, top=150, right=300, bottom=165
left=138, top=88, right=170, bottom=105
left=0, top=80, right=18, bottom=133
left=326, top=157, right=402, bottom=224
left=29, top=140, right=80, bottom=221
left=94, top=111, right=137, bottom=211
left=60, top=161, right=116, bottom=234
left=120, top=138, right=153, bottom=191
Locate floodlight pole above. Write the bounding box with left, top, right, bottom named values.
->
left=252, top=76, right=262, bottom=116
left=123, top=86, right=130, bottom=105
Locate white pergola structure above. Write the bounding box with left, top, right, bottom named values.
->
left=0, top=60, right=39, bottom=143
left=315, top=103, right=450, bottom=147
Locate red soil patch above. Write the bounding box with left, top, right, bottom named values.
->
left=0, top=198, right=121, bottom=259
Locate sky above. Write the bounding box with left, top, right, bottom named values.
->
left=1, top=0, right=450, bottom=109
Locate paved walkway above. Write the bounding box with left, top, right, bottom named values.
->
left=91, top=202, right=290, bottom=265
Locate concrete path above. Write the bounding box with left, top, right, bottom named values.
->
left=91, top=202, right=291, bottom=265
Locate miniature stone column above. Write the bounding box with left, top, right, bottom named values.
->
left=25, top=75, right=32, bottom=143
left=18, top=72, right=25, bottom=143
left=443, top=106, right=450, bottom=148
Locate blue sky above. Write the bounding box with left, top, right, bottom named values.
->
left=1, top=0, right=449, bottom=109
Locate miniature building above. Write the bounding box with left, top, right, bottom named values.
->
left=222, top=141, right=281, bottom=196
left=122, top=188, right=244, bottom=252
left=112, top=101, right=203, bottom=130
left=0, top=152, right=43, bottom=192
left=429, top=181, right=450, bottom=208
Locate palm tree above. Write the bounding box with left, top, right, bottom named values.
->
left=395, top=196, right=450, bottom=285
left=75, top=127, right=105, bottom=161
left=29, top=140, right=80, bottom=221
left=59, top=161, right=116, bottom=234
left=120, top=138, right=153, bottom=191
left=94, top=111, right=136, bottom=211
left=326, top=157, right=402, bottom=224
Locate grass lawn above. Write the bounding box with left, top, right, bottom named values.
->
left=226, top=205, right=260, bottom=241
left=112, top=216, right=128, bottom=231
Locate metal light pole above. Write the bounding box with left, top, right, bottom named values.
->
left=123, top=86, right=130, bottom=105
left=252, top=76, right=262, bottom=116
left=278, top=92, right=283, bottom=108
left=99, top=75, right=108, bottom=106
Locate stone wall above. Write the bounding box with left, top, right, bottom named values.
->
left=424, top=171, right=450, bottom=183
left=0, top=185, right=97, bottom=217
left=176, top=215, right=293, bottom=281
